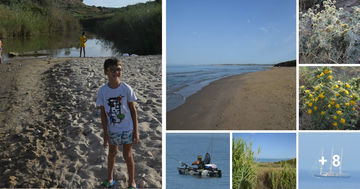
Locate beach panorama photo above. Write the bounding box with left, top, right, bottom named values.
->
left=167, top=0, right=296, bottom=130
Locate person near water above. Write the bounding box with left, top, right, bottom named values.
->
left=96, top=58, right=139, bottom=188
left=192, top=155, right=205, bottom=169
left=0, top=39, right=2, bottom=63
left=80, top=32, right=87, bottom=57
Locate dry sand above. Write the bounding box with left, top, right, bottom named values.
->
left=0, top=56, right=162, bottom=188
left=167, top=67, right=296, bottom=130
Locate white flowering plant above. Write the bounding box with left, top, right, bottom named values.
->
left=300, top=0, right=360, bottom=63
left=300, top=67, right=360, bottom=130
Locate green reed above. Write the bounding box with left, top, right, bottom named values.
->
left=100, top=1, right=162, bottom=55
left=270, top=161, right=296, bottom=189
left=232, top=138, right=260, bottom=189
left=0, top=2, right=80, bottom=38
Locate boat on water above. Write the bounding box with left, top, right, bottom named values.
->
left=313, top=148, right=350, bottom=178
left=177, top=153, right=222, bottom=178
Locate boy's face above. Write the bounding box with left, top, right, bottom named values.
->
left=105, top=65, right=122, bottom=81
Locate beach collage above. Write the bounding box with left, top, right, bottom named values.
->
left=1, top=0, right=360, bottom=188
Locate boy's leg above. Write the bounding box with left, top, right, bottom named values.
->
left=108, top=143, right=118, bottom=182
left=80, top=47, right=82, bottom=57
left=84, top=47, right=86, bottom=57
left=123, top=144, right=136, bottom=187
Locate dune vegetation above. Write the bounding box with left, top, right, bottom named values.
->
left=233, top=138, right=296, bottom=189
left=257, top=159, right=296, bottom=189
left=299, top=0, right=360, bottom=63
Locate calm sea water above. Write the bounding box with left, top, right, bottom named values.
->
left=166, top=133, right=230, bottom=189
left=300, top=170, right=360, bottom=189
left=166, top=64, right=271, bottom=111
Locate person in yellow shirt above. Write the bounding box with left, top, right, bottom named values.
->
left=0, top=39, right=2, bottom=63
left=80, top=32, right=87, bottom=57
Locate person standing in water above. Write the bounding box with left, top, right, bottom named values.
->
left=80, top=32, right=87, bottom=57
left=0, top=39, right=3, bottom=63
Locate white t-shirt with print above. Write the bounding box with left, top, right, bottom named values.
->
left=96, top=82, right=137, bottom=132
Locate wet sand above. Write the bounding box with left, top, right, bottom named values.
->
left=0, top=56, right=162, bottom=188
left=167, top=67, right=296, bottom=130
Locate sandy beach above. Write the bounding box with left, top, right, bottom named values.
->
left=0, top=56, right=162, bottom=188
left=167, top=67, right=296, bottom=130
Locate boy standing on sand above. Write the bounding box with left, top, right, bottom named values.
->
left=96, top=58, right=139, bottom=188
left=80, top=32, right=87, bottom=57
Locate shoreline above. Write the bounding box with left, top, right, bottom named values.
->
left=0, top=56, right=162, bottom=188
left=167, top=65, right=272, bottom=112
left=167, top=67, right=296, bottom=130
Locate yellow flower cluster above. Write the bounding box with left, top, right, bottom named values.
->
left=300, top=67, right=359, bottom=129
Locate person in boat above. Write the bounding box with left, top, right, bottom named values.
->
left=192, top=155, right=205, bottom=169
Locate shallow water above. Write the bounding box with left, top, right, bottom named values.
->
left=166, top=133, right=230, bottom=189
left=1, top=34, right=128, bottom=61
left=166, top=64, right=271, bottom=111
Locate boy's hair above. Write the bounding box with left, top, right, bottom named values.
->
left=82, top=32, right=85, bottom=35
left=104, top=57, right=122, bottom=71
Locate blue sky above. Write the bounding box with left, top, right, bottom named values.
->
left=83, top=0, right=153, bottom=8
left=167, top=0, right=296, bottom=65
left=299, top=133, right=360, bottom=171
left=233, top=133, right=296, bottom=160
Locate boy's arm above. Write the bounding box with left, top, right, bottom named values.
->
left=100, top=106, right=109, bottom=148
left=128, top=102, right=139, bottom=144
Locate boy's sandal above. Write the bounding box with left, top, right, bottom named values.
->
left=128, top=185, right=137, bottom=189
left=102, top=179, right=116, bottom=188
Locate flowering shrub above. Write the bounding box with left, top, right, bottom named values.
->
left=300, top=67, right=360, bottom=129
left=299, top=0, right=360, bottom=63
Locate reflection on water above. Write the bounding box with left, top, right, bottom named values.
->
left=1, top=33, right=128, bottom=61
left=46, top=39, right=120, bottom=58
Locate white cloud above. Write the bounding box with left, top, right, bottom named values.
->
left=259, top=27, right=268, bottom=32
left=283, top=32, right=295, bottom=43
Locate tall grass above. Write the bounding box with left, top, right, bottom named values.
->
left=0, top=2, right=80, bottom=38
left=99, top=1, right=162, bottom=55
left=232, top=138, right=260, bottom=189
left=0, top=5, right=48, bottom=37
left=270, top=161, right=296, bottom=189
